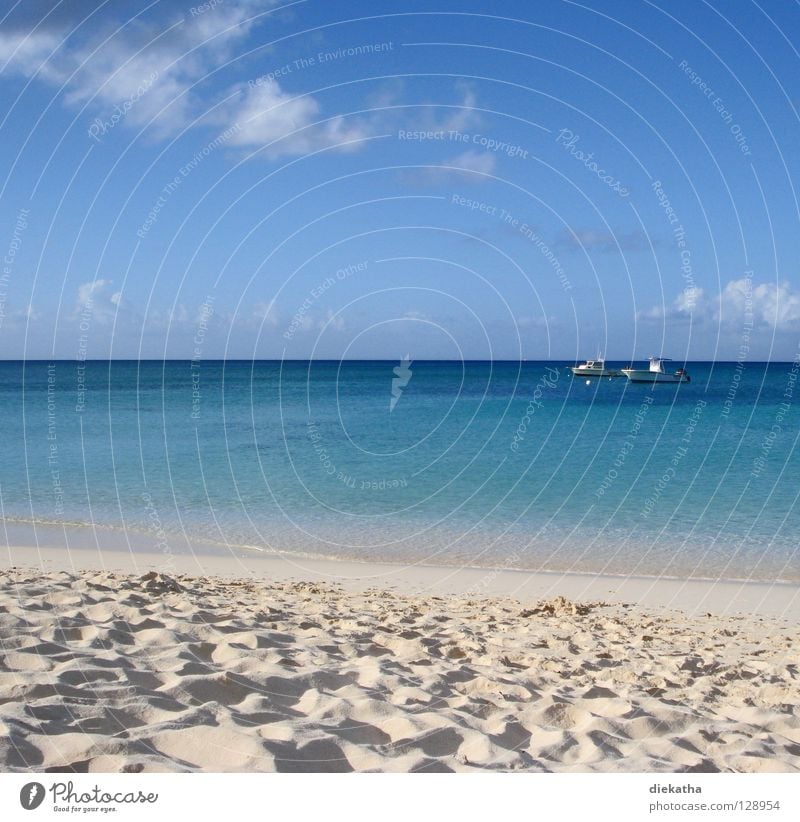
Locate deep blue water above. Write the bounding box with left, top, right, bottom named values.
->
left=1, top=359, right=798, bottom=581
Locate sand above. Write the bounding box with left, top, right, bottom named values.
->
left=0, top=546, right=798, bottom=773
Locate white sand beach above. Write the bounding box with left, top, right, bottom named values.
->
left=1, top=545, right=798, bottom=773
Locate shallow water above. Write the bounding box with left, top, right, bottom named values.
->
left=1, top=359, right=798, bottom=581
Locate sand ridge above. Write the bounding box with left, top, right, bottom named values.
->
left=0, top=569, right=798, bottom=773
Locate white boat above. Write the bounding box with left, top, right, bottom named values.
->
left=570, top=354, right=620, bottom=378
left=621, top=357, right=690, bottom=383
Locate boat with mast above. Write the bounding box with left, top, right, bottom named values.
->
left=621, top=357, right=690, bottom=383
left=570, top=353, right=620, bottom=378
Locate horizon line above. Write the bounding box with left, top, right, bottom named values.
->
left=0, top=358, right=795, bottom=364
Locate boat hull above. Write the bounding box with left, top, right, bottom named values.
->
left=621, top=369, right=689, bottom=383
left=570, top=367, right=621, bottom=378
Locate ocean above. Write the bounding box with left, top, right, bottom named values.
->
left=1, top=359, right=798, bottom=582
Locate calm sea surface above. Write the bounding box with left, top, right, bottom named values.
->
left=1, top=360, right=798, bottom=581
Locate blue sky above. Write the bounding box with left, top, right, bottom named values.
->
left=1, top=0, right=799, bottom=359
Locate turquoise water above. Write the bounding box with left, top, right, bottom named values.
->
left=1, top=360, right=798, bottom=581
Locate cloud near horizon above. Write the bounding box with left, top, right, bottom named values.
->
left=639, top=277, right=800, bottom=332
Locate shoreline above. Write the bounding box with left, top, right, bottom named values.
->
left=6, top=514, right=800, bottom=588
left=3, top=542, right=799, bottom=620
left=4, top=511, right=799, bottom=601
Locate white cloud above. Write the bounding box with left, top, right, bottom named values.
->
left=674, top=286, right=704, bottom=313
left=2, top=7, right=484, bottom=160
left=320, top=308, right=345, bottom=332
left=252, top=298, right=279, bottom=326
left=640, top=278, right=800, bottom=330
left=448, top=149, right=496, bottom=176
left=416, top=85, right=479, bottom=135
left=722, top=278, right=800, bottom=329
left=212, top=79, right=370, bottom=156
left=76, top=278, right=110, bottom=304
left=0, top=28, right=61, bottom=70
left=149, top=302, right=223, bottom=330
left=0, top=1, right=283, bottom=140
left=401, top=148, right=496, bottom=187
left=74, top=279, right=122, bottom=324
left=295, top=313, right=315, bottom=333
left=215, top=81, right=482, bottom=157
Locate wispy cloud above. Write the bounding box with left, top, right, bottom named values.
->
left=399, top=148, right=496, bottom=187
left=1, top=5, right=493, bottom=167
left=252, top=298, right=279, bottom=326
left=555, top=228, right=654, bottom=253
left=0, top=4, right=483, bottom=160
left=74, top=279, right=123, bottom=325
left=1, top=1, right=274, bottom=137
left=319, top=308, right=345, bottom=332
left=411, top=85, right=480, bottom=135
left=211, top=78, right=371, bottom=156
left=0, top=0, right=364, bottom=153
